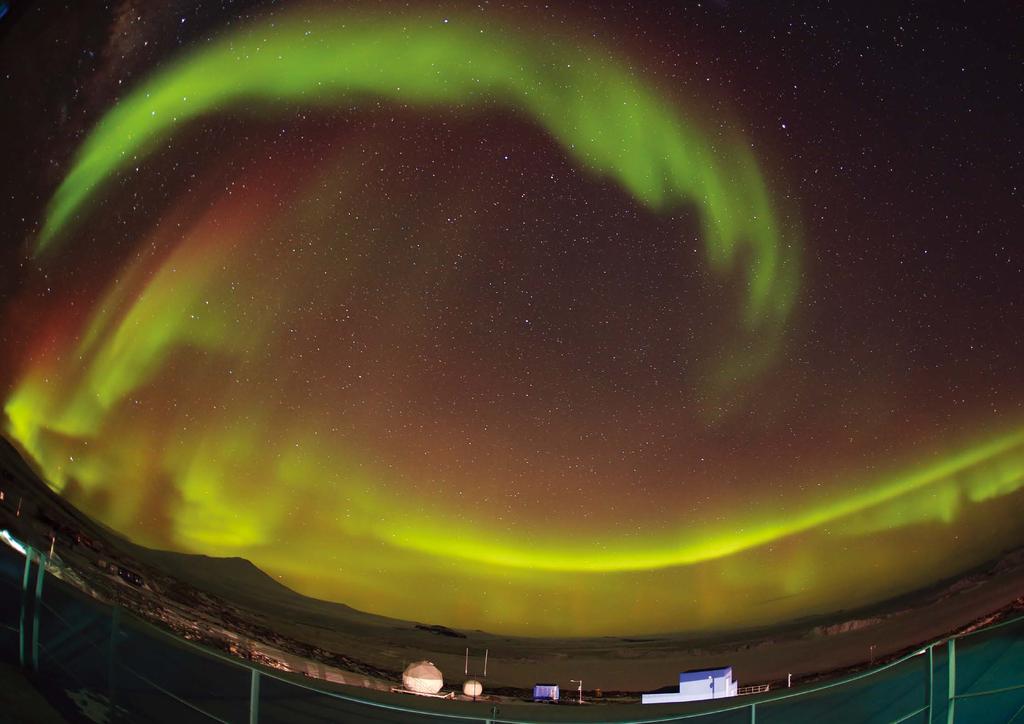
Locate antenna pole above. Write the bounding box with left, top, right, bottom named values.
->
left=464, top=647, right=468, bottom=676
left=483, top=649, right=488, bottom=677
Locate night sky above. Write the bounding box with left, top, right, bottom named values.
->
left=1, top=1, right=1022, bottom=636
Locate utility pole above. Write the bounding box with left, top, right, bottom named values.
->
left=464, top=648, right=489, bottom=678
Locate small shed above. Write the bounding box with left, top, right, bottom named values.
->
left=533, top=683, right=560, bottom=701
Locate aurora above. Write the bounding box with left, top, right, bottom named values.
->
left=34, top=10, right=796, bottom=334
left=3, top=3, right=1023, bottom=636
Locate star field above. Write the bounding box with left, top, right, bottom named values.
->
left=0, top=1, right=1021, bottom=635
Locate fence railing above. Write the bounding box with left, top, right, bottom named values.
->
left=737, top=684, right=770, bottom=696
left=2, top=535, right=1023, bottom=723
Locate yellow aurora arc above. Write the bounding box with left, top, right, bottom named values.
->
left=4, top=7, right=1024, bottom=635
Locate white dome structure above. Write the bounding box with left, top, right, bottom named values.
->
left=463, top=679, right=483, bottom=698
left=402, top=661, right=444, bottom=694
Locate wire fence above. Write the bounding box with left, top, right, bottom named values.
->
left=2, top=540, right=1022, bottom=723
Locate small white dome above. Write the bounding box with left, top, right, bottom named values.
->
left=403, top=661, right=443, bottom=694
left=463, top=679, right=483, bottom=697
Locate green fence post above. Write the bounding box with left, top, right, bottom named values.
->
left=31, top=551, right=45, bottom=671
left=249, top=669, right=260, bottom=724
left=946, top=638, right=956, bottom=724
left=109, top=605, right=120, bottom=722
left=750, top=701, right=757, bottom=723
left=927, top=644, right=934, bottom=723
left=18, top=547, right=33, bottom=668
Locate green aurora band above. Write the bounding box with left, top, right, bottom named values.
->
left=5, top=8, right=1024, bottom=635
left=34, top=10, right=796, bottom=332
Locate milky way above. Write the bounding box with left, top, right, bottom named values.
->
left=2, top=3, right=1022, bottom=635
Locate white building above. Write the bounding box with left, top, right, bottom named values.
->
left=642, top=666, right=739, bottom=704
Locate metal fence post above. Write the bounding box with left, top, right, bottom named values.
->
left=946, top=638, right=956, bottom=724
left=109, top=605, right=120, bottom=722
left=18, top=546, right=33, bottom=668
left=31, top=550, right=45, bottom=671
left=751, top=701, right=757, bottom=723
left=927, top=643, right=934, bottom=723
left=250, top=669, right=260, bottom=724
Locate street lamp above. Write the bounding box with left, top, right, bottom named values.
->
left=569, top=679, right=583, bottom=705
